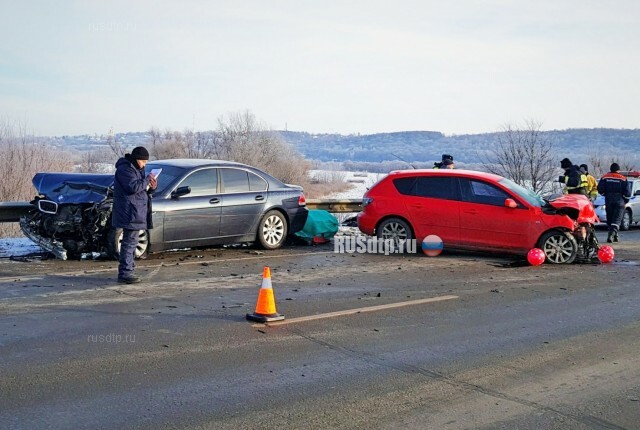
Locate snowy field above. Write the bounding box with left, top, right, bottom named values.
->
left=309, top=170, right=385, bottom=199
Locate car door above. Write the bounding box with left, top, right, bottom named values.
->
left=458, top=178, right=531, bottom=250
left=219, top=168, right=268, bottom=238
left=629, top=179, right=640, bottom=223
left=395, top=175, right=460, bottom=246
left=162, top=168, right=221, bottom=244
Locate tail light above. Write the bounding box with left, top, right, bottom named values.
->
left=298, top=193, right=306, bottom=206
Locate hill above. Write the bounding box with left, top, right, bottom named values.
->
left=49, top=128, right=640, bottom=165
left=277, top=129, right=640, bottom=164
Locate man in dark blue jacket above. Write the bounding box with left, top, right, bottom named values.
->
left=113, top=146, right=157, bottom=283
left=597, top=162, right=631, bottom=243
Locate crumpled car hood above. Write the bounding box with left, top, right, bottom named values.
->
left=547, top=194, right=599, bottom=224
left=32, top=173, right=114, bottom=204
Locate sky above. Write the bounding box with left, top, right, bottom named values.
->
left=1, top=0, right=639, bottom=136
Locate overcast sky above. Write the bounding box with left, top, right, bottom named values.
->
left=1, top=0, right=638, bottom=136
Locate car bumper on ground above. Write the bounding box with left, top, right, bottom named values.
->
left=288, top=207, right=309, bottom=234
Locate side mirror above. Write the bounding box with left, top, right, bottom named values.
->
left=504, top=198, right=518, bottom=208
left=171, top=186, right=191, bottom=199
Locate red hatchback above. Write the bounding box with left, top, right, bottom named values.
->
left=357, top=169, right=598, bottom=264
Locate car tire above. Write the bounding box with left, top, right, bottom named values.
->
left=107, top=227, right=149, bottom=260
left=621, top=209, right=631, bottom=231
left=538, top=230, right=577, bottom=264
left=376, top=217, right=414, bottom=252
left=257, top=210, right=288, bottom=250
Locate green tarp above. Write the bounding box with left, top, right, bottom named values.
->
left=294, top=210, right=340, bottom=242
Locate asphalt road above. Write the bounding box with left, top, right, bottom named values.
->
left=1, top=229, right=640, bottom=429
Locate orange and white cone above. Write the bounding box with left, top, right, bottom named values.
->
left=246, top=266, right=285, bottom=322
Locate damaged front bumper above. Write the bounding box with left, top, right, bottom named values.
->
left=19, top=216, right=68, bottom=260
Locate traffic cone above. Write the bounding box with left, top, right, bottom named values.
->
left=246, top=266, right=285, bottom=322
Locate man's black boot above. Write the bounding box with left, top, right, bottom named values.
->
left=607, top=232, right=613, bottom=243
left=613, top=231, right=619, bottom=242
left=118, top=275, right=141, bottom=284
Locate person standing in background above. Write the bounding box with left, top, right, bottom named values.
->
left=579, top=164, right=599, bottom=201
left=559, top=158, right=588, bottom=195
left=597, top=163, right=631, bottom=243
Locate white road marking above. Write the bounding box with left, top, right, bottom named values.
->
left=254, top=295, right=459, bottom=327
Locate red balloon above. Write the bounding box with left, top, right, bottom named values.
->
left=598, top=246, right=615, bottom=263
left=527, top=248, right=546, bottom=266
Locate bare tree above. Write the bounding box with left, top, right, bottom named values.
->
left=145, top=111, right=310, bottom=185
left=76, top=147, right=115, bottom=173
left=481, top=119, right=557, bottom=194
left=214, top=110, right=310, bottom=185
left=587, top=151, right=639, bottom=177
left=106, top=128, right=125, bottom=158
left=0, top=116, right=73, bottom=237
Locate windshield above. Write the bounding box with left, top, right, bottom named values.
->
left=498, top=178, right=546, bottom=207
left=145, top=163, right=187, bottom=195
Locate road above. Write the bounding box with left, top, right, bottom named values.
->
left=1, top=229, right=640, bottom=429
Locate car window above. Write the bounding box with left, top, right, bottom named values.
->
left=498, top=178, right=543, bottom=207
left=146, top=164, right=186, bottom=195
left=414, top=177, right=459, bottom=200
left=393, top=176, right=458, bottom=200
left=393, top=177, right=416, bottom=195
left=461, top=179, right=511, bottom=206
left=178, top=168, right=218, bottom=197
left=221, top=168, right=250, bottom=193
left=249, top=172, right=268, bottom=191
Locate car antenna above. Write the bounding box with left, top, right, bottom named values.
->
left=390, top=152, right=416, bottom=169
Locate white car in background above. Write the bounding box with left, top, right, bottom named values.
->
left=593, top=171, right=640, bottom=230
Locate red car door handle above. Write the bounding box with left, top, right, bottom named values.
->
left=464, top=209, right=477, bottom=214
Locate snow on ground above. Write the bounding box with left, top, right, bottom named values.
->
left=309, top=170, right=386, bottom=233
left=0, top=237, right=44, bottom=259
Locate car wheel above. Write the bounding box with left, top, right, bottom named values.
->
left=376, top=218, right=413, bottom=249
left=107, top=228, right=149, bottom=260
left=257, top=210, right=288, bottom=250
left=621, top=209, right=631, bottom=231
left=538, top=230, right=577, bottom=264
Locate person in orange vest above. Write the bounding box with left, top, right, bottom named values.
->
left=597, top=163, right=631, bottom=243
left=579, top=164, right=599, bottom=201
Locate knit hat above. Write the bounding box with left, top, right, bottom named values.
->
left=610, top=162, right=620, bottom=172
left=560, top=158, right=572, bottom=169
left=131, top=146, right=150, bottom=160
left=579, top=164, right=588, bottom=173
left=441, top=154, right=453, bottom=162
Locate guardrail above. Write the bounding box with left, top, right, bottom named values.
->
left=0, top=199, right=364, bottom=223
left=0, top=202, right=34, bottom=223
left=305, top=199, right=362, bottom=213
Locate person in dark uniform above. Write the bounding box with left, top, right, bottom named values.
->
left=598, top=163, right=631, bottom=243
left=112, top=146, right=157, bottom=283
left=433, top=154, right=454, bottom=169
left=559, top=158, right=588, bottom=195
